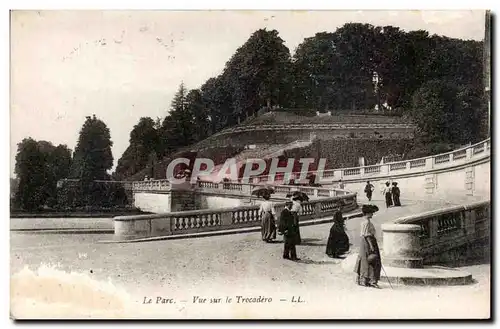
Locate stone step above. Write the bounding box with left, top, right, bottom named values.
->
left=341, top=253, right=473, bottom=286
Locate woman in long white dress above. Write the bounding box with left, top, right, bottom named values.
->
left=259, top=193, right=277, bottom=242
left=353, top=204, right=382, bottom=288
left=382, top=181, right=393, bottom=208
left=290, top=196, right=302, bottom=245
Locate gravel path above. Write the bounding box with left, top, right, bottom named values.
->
left=10, top=198, right=490, bottom=319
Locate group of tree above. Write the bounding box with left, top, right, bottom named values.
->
left=13, top=115, right=128, bottom=211
left=115, top=24, right=487, bottom=179
left=13, top=138, right=71, bottom=211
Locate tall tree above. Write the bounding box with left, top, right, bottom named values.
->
left=201, top=76, right=234, bottom=132
left=115, top=117, right=159, bottom=179
left=70, top=114, right=113, bottom=181
left=224, top=29, right=292, bottom=120
left=292, top=32, right=341, bottom=110
left=185, top=89, right=210, bottom=142
left=333, top=23, right=378, bottom=110
left=160, top=83, right=196, bottom=151
left=14, top=138, right=72, bottom=211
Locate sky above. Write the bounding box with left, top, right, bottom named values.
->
left=9, top=10, right=486, bottom=177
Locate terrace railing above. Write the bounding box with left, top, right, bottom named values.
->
left=132, top=179, right=350, bottom=200
left=114, top=192, right=358, bottom=240
left=250, top=138, right=490, bottom=184
left=129, top=138, right=489, bottom=194
left=381, top=200, right=490, bottom=268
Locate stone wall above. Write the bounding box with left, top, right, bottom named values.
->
left=339, top=157, right=490, bottom=203
left=134, top=193, right=172, bottom=213
left=200, top=196, right=252, bottom=209
left=201, top=126, right=415, bottom=149
left=383, top=200, right=490, bottom=267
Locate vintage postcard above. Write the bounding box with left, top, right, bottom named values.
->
left=9, top=9, right=491, bottom=319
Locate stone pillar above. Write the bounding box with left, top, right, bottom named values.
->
left=114, top=219, right=136, bottom=239
left=381, top=223, right=423, bottom=268
left=151, top=217, right=172, bottom=236
left=466, top=147, right=473, bottom=159
left=220, top=211, right=233, bottom=227
left=314, top=202, right=322, bottom=216
left=380, top=164, right=389, bottom=175
left=241, top=184, right=251, bottom=196
left=425, top=158, right=434, bottom=170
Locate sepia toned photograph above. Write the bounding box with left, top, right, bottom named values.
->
left=9, top=9, right=491, bottom=319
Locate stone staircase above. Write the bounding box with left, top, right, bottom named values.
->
left=232, top=143, right=289, bottom=161
left=266, top=139, right=313, bottom=158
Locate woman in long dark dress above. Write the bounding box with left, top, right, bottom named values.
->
left=259, top=193, right=277, bottom=242
left=326, top=211, right=350, bottom=258
left=354, top=204, right=382, bottom=288
left=392, top=182, right=401, bottom=206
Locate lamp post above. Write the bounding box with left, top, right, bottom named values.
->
left=372, top=71, right=381, bottom=112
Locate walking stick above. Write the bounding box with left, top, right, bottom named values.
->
left=381, top=264, right=394, bottom=289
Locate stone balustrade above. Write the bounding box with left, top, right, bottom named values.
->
left=215, top=123, right=416, bottom=136
left=133, top=134, right=489, bottom=191
left=251, top=138, right=490, bottom=184
left=113, top=193, right=358, bottom=240
left=381, top=200, right=490, bottom=268
left=132, top=178, right=349, bottom=200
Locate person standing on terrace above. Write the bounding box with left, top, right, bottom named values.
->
left=278, top=201, right=301, bottom=261
left=290, top=196, right=302, bottom=245
left=364, top=181, right=374, bottom=201
left=354, top=204, right=381, bottom=288
left=338, top=179, right=345, bottom=190
left=392, top=182, right=401, bottom=206
left=325, top=211, right=350, bottom=258
left=383, top=181, right=393, bottom=208
left=259, top=193, right=277, bottom=243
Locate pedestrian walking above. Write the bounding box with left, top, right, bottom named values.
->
left=353, top=204, right=382, bottom=288
left=339, top=179, right=345, bottom=190
left=259, top=193, right=277, bottom=242
left=364, top=181, right=374, bottom=201
left=325, top=211, right=350, bottom=258
left=278, top=201, right=301, bottom=261
left=383, top=181, right=393, bottom=208
left=290, top=196, right=302, bottom=245
left=392, top=182, right=401, bottom=206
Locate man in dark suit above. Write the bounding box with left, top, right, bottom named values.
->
left=278, top=201, right=301, bottom=261
left=364, top=181, right=374, bottom=201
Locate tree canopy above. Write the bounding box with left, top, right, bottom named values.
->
left=70, top=114, right=114, bottom=181
left=112, top=24, right=486, bottom=179
left=14, top=138, right=72, bottom=211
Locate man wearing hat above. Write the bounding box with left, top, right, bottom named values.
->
left=278, top=201, right=301, bottom=261
left=391, top=182, right=401, bottom=206
left=364, top=181, right=374, bottom=201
